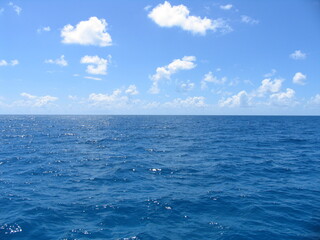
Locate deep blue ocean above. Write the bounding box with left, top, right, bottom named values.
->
left=0, top=115, right=319, bottom=240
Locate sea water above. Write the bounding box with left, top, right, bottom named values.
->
left=0, top=115, right=319, bottom=240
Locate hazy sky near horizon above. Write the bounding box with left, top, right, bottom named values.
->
left=1, top=0, right=320, bottom=114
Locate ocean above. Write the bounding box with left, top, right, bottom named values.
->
left=0, top=115, right=319, bottom=240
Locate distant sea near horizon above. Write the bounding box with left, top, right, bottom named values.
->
left=0, top=115, right=319, bottom=240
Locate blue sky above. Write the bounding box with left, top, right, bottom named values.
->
left=0, top=0, right=319, bottom=114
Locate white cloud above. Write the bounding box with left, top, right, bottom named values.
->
left=125, top=85, right=139, bottom=95
left=84, top=76, right=102, bottom=81
left=45, top=55, right=68, bottom=67
left=19, top=93, right=58, bottom=107
left=148, top=1, right=232, bottom=35
left=144, top=5, right=152, bottom=11
left=220, top=4, right=233, bottom=10
left=293, top=72, right=306, bottom=85
left=263, top=69, right=277, bottom=78
left=269, top=88, right=295, bottom=106
left=165, top=96, right=206, bottom=108
left=178, top=80, right=195, bottom=92
left=257, top=78, right=283, bottom=96
left=88, top=90, right=129, bottom=107
left=201, top=71, right=227, bottom=89
left=8, top=2, right=21, bottom=15
left=149, top=56, right=196, bottom=94
left=309, top=94, right=320, bottom=105
left=0, top=8, right=4, bottom=14
left=61, top=17, right=112, bottom=47
left=37, top=26, right=51, bottom=33
left=290, top=50, right=306, bottom=60
left=0, top=59, right=19, bottom=66
left=219, top=90, right=250, bottom=107
left=241, top=15, right=259, bottom=25
left=80, top=55, right=110, bottom=75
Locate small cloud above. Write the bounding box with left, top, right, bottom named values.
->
left=37, top=26, right=51, bottom=33
left=0, top=8, right=4, bottom=14
left=84, top=76, right=102, bottom=81
left=68, top=95, right=78, bottom=100
left=80, top=55, right=110, bottom=75
left=290, top=50, right=306, bottom=60
left=148, top=1, right=232, bottom=35
left=308, top=94, right=320, bottom=105
left=144, top=5, right=152, bottom=11
left=0, top=59, right=19, bottom=66
left=45, top=55, right=68, bottom=67
left=219, top=90, right=250, bottom=107
left=201, top=71, right=227, bottom=89
left=257, top=78, right=283, bottom=96
left=177, top=80, right=195, bottom=92
left=19, top=92, right=58, bottom=107
left=220, top=4, right=233, bottom=10
left=125, top=85, right=139, bottom=95
left=292, top=72, right=306, bottom=85
left=263, top=69, right=277, bottom=78
left=269, top=88, right=295, bottom=106
left=241, top=15, right=259, bottom=25
left=8, top=2, right=21, bottom=15
left=61, top=17, right=112, bottom=47
left=149, top=56, right=196, bottom=94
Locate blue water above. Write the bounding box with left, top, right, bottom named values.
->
left=0, top=115, right=320, bottom=240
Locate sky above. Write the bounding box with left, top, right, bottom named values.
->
left=0, top=0, right=320, bottom=115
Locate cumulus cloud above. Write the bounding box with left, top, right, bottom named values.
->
left=241, top=15, right=259, bottom=25
left=37, top=26, right=51, bottom=33
left=61, top=17, right=112, bottom=47
left=19, top=93, right=58, bottom=107
left=149, top=56, right=196, bottom=94
left=148, top=1, right=232, bottom=35
left=219, top=90, right=250, bottom=107
left=80, top=55, right=110, bottom=75
left=290, top=50, right=306, bottom=60
left=257, top=78, right=283, bottom=96
left=220, top=4, right=233, bottom=10
left=45, top=55, right=68, bottom=67
left=269, top=88, right=295, bottom=106
left=0, top=59, right=19, bottom=66
left=293, top=72, right=306, bottom=85
left=8, top=2, right=21, bottom=15
left=201, top=71, right=227, bottom=89
left=125, top=85, right=139, bottom=95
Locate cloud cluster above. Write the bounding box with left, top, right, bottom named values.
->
left=269, top=88, right=295, bottom=106
left=61, top=17, right=112, bottom=47
left=257, top=78, right=283, bottom=96
left=150, top=56, right=196, bottom=94
left=0, top=59, right=19, bottom=66
left=165, top=96, right=206, bottom=108
left=45, top=55, right=68, bottom=67
left=219, top=90, right=249, bottom=107
left=290, top=50, right=306, bottom=60
left=241, top=15, right=259, bottom=25
left=148, top=1, right=232, bottom=35
left=201, top=71, right=227, bottom=89
left=19, top=93, right=58, bottom=107
left=9, top=2, right=21, bottom=15
left=80, top=55, right=110, bottom=75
